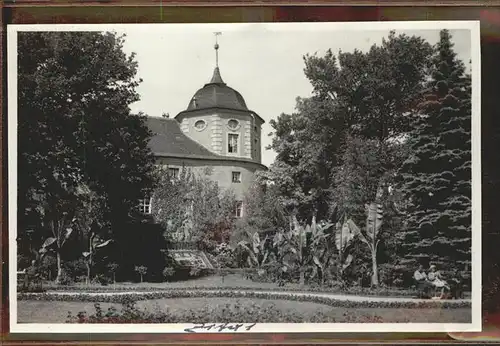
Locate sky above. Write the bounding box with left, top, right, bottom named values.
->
left=120, top=23, right=473, bottom=167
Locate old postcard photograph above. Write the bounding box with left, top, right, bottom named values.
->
left=8, top=21, right=481, bottom=333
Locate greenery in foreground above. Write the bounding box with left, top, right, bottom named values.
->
left=66, top=300, right=406, bottom=323
left=59, top=294, right=471, bottom=324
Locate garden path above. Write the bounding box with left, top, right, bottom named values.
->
left=38, top=289, right=470, bottom=304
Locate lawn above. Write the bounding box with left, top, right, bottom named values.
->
left=17, top=298, right=472, bottom=324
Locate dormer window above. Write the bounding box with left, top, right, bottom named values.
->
left=227, top=119, right=240, bottom=131
left=191, top=96, right=198, bottom=108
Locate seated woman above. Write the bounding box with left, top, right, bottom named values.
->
left=414, top=265, right=432, bottom=297
left=427, top=265, right=450, bottom=299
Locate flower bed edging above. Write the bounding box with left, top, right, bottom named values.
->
left=40, top=284, right=419, bottom=297
left=18, top=290, right=471, bottom=309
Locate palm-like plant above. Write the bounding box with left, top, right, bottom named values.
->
left=277, top=215, right=332, bottom=286
left=38, top=219, right=75, bottom=284
left=347, top=202, right=384, bottom=287
left=82, top=224, right=113, bottom=284
left=236, top=231, right=272, bottom=275
left=334, top=216, right=359, bottom=281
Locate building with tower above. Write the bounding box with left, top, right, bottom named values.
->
left=142, top=35, right=266, bottom=218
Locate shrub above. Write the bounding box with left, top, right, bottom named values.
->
left=57, top=270, right=74, bottom=286
left=38, top=255, right=57, bottom=281
left=213, top=243, right=236, bottom=268
left=91, top=274, right=112, bottom=286
left=17, top=254, right=32, bottom=270
left=162, top=267, right=176, bottom=281
left=66, top=299, right=409, bottom=324
left=64, top=258, right=88, bottom=280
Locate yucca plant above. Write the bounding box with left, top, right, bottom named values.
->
left=347, top=202, right=384, bottom=287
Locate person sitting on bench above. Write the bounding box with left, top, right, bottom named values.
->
left=427, top=264, right=450, bottom=299
left=414, top=264, right=433, bottom=297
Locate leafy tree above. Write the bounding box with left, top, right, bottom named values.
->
left=333, top=136, right=407, bottom=223
left=134, top=265, right=147, bottom=283
left=397, top=30, right=471, bottom=270
left=232, top=180, right=288, bottom=244
left=266, top=31, right=433, bottom=222
left=264, top=98, right=340, bottom=221
left=106, top=262, right=119, bottom=284
left=152, top=167, right=236, bottom=252
left=18, top=31, right=156, bottom=273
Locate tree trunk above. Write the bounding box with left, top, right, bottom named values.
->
left=86, top=261, right=91, bottom=285
left=140, top=274, right=143, bottom=283
left=371, top=250, right=379, bottom=287
left=299, top=270, right=305, bottom=286
left=55, top=252, right=62, bottom=284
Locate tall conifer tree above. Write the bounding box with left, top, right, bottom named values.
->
left=398, top=30, right=471, bottom=270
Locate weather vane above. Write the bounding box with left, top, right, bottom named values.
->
left=214, top=32, right=222, bottom=67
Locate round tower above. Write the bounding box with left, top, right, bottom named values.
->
left=174, top=34, right=264, bottom=164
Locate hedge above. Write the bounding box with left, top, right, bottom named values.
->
left=18, top=290, right=471, bottom=309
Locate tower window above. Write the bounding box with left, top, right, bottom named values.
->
left=227, top=119, right=239, bottom=130
left=194, top=120, right=206, bottom=131
left=232, top=171, right=241, bottom=183
left=228, top=134, right=239, bottom=154
left=138, top=197, right=152, bottom=214
left=234, top=201, right=243, bottom=218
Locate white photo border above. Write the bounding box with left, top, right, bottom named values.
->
left=8, top=20, right=482, bottom=334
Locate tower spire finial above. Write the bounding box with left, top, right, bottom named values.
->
left=214, top=32, right=222, bottom=68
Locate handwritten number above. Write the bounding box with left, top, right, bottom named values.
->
left=245, top=323, right=257, bottom=331
left=184, top=323, right=257, bottom=333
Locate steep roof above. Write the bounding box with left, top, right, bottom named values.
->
left=146, top=117, right=219, bottom=158
left=145, top=116, right=267, bottom=169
